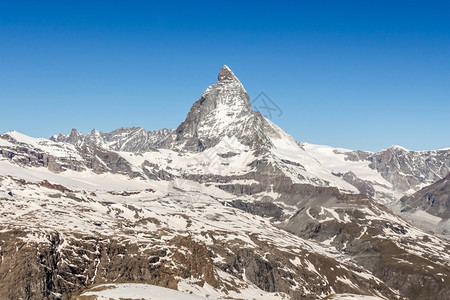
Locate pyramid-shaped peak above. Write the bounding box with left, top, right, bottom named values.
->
left=218, top=65, right=239, bottom=82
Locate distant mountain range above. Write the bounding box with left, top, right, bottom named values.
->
left=51, top=127, right=173, bottom=151
left=1, top=66, right=449, bottom=299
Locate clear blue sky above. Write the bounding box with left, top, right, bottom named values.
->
left=1, top=1, right=449, bottom=151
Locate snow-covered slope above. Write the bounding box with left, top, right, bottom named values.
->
left=1, top=160, right=448, bottom=300
left=325, top=295, right=385, bottom=300
left=1, top=65, right=449, bottom=300
left=51, top=127, right=173, bottom=152
left=5, top=130, right=83, bottom=160
left=1, top=129, right=450, bottom=299
left=78, top=283, right=386, bottom=300
left=77, top=283, right=211, bottom=300
left=298, top=144, right=400, bottom=203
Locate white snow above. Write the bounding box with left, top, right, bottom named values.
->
left=265, top=122, right=377, bottom=195
left=290, top=256, right=302, bottom=267
left=389, top=145, right=409, bottom=151
left=0, top=160, right=167, bottom=192
left=4, top=130, right=82, bottom=160
left=1, top=130, right=448, bottom=300
left=326, top=294, right=386, bottom=300
left=80, top=283, right=210, bottom=299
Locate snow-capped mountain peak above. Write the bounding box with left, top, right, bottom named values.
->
left=162, top=65, right=273, bottom=151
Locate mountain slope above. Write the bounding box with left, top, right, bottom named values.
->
left=367, top=146, right=450, bottom=193
left=0, top=141, right=449, bottom=299
left=400, top=171, right=450, bottom=219
left=0, top=171, right=404, bottom=300
left=0, top=65, right=449, bottom=300
left=51, top=127, right=173, bottom=152
left=0, top=130, right=141, bottom=178
left=396, top=172, right=450, bottom=235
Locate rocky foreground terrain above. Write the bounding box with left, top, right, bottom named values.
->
left=0, top=66, right=449, bottom=299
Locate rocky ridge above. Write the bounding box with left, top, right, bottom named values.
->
left=51, top=127, right=173, bottom=152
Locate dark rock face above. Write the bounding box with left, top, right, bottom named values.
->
left=77, top=145, right=142, bottom=178
left=221, top=245, right=399, bottom=300
left=229, top=199, right=284, bottom=220
left=229, top=249, right=285, bottom=293
left=218, top=65, right=239, bottom=82
left=400, top=172, right=450, bottom=220
left=341, top=150, right=372, bottom=162
left=0, top=231, right=80, bottom=300
left=0, top=231, right=219, bottom=300
left=341, top=171, right=376, bottom=198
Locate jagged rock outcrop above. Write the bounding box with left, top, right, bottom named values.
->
left=51, top=127, right=173, bottom=152
left=367, top=146, right=450, bottom=192
left=0, top=131, right=142, bottom=179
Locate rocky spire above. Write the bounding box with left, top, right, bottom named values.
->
left=161, top=65, right=282, bottom=152
left=218, top=65, right=239, bottom=82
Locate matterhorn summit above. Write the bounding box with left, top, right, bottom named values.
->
left=217, top=64, right=241, bottom=82
left=163, top=65, right=284, bottom=152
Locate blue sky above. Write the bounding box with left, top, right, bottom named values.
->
left=1, top=1, right=449, bottom=151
